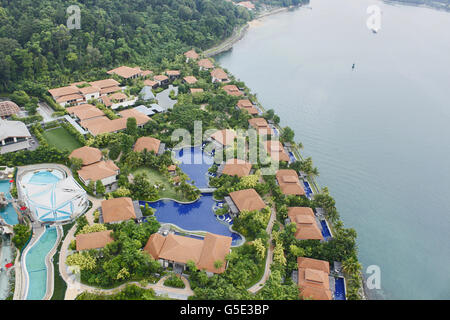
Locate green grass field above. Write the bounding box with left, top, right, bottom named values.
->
left=132, top=167, right=189, bottom=202
left=42, top=127, right=83, bottom=152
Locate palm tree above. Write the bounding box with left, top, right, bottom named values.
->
left=214, top=259, right=224, bottom=270
left=342, top=256, right=362, bottom=276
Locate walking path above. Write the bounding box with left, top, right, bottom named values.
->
left=59, top=195, right=194, bottom=300
left=65, top=274, right=193, bottom=300
left=247, top=205, right=276, bottom=294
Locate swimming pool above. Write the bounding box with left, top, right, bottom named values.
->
left=302, top=180, right=313, bottom=199
left=24, top=227, right=58, bottom=300
left=320, top=219, right=332, bottom=240
left=141, top=194, right=243, bottom=246
left=18, top=169, right=87, bottom=222
left=334, top=277, right=346, bottom=300
left=27, top=170, right=63, bottom=185
left=173, top=146, right=214, bottom=188
left=0, top=180, right=18, bottom=225
left=289, top=152, right=297, bottom=163
left=0, top=235, right=13, bottom=300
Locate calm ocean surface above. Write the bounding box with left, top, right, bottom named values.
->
left=217, top=0, right=450, bottom=299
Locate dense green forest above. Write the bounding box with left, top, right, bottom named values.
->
left=0, top=0, right=251, bottom=93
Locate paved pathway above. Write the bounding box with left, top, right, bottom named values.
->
left=59, top=196, right=194, bottom=300
left=37, top=102, right=58, bottom=123
left=247, top=205, right=277, bottom=294
left=65, top=274, right=193, bottom=300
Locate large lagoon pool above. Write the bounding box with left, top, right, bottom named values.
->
left=142, top=194, right=243, bottom=246
left=24, top=227, right=58, bottom=300
left=0, top=180, right=18, bottom=225
left=173, top=146, right=214, bottom=188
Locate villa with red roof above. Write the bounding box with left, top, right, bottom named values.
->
left=297, top=257, right=332, bottom=300
left=288, top=207, right=323, bottom=240
left=211, top=68, right=229, bottom=83
left=276, top=169, right=305, bottom=196
left=144, top=232, right=232, bottom=276
left=70, top=146, right=120, bottom=191
left=184, top=49, right=199, bottom=62
left=225, top=188, right=266, bottom=217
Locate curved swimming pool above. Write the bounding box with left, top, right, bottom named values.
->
left=0, top=180, right=18, bottom=225
left=173, top=146, right=214, bottom=189
left=141, top=194, right=243, bottom=246
left=23, top=227, right=58, bottom=300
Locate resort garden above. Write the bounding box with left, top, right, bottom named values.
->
left=0, top=47, right=363, bottom=301
left=66, top=219, right=162, bottom=288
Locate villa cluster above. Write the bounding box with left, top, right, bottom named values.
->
left=3, top=47, right=343, bottom=301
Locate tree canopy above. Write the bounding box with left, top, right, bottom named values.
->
left=0, top=0, right=251, bottom=91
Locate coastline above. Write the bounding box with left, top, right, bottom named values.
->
left=204, top=5, right=302, bottom=57
left=384, top=0, right=450, bottom=12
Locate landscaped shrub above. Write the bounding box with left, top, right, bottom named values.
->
left=42, top=94, right=65, bottom=112
left=10, top=114, right=43, bottom=124
left=74, top=216, right=89, bottom=236
left=163, top=275, right=185, bottom=289
left=69, top=240, right=77, bottom=251
left=108, top=144, right=121, bottom=160
left=12, top=224, right=32, bottom=251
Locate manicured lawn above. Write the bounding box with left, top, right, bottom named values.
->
left=42, top=127, right=82, bottom=152
left=132, top=167, right=189, bottom=202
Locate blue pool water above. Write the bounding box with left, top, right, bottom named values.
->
left=271, top=126, right=279, bottom=136
left=174, top=232, right=205, bottom=241
left=302, top=180, right=313, bottom=199
left=24, top=227, right=58, bottom=300
left=289, top=152, right=297, bottom=163
left=0, top=180, right=18, bottom=225
left=173, top=146, right=214, bottom=188
left=320, top=220, right=332, bottom=240
left=27, top=171, right=62, bottom=185
left=217, top=214, right=234, bottom=225
left=334, top=277, right=346, bottom=300
left=142, top=194, right=243, bottom=245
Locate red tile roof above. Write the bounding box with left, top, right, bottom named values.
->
left=133, top=136, right=161, bottom=153
left=144, top=232, right=232, bottom=274
left=288, top=207, right=323, bottom=240
left=229, top=188, right=266, bottom=212
left=222, top=159, right=252, bottom=177
left=297, top=257, right=332, bottom=300
left=276, top=169, right=305, bottom=195
left=101, top=197, right=136, bottom=223
left=69, top=146, right=103, bottom=166
left=184, top=49, right=199, bottom=60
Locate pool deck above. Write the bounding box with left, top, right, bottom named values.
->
left=14, top=163, right=80, bottom=300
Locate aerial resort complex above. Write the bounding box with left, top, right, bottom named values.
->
left=0, top=0, right=363, bottom=303
left=0, top=44, right=358, bottom=302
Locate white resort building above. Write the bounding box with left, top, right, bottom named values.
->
left=0, top=119, right=32, bottom=154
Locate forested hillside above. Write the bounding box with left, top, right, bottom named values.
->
left=0, top=0, right=251, bottom=93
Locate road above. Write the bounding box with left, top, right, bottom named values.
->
left=37, top=101, right=58, bottom=122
